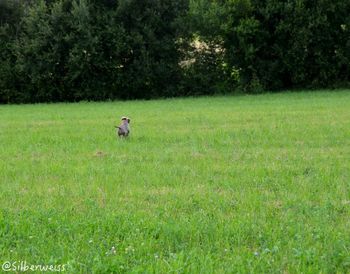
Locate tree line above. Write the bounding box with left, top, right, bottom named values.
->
left=0, top=0, right=349, bottom=103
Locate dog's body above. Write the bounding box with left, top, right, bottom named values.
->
left=116, top=117, right=130, bottom=137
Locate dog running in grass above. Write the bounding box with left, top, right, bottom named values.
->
left=116, top=116, right=130, bottom=137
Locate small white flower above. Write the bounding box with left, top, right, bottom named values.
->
left=106, top=246, right=117, bottom=255
left=125, top=246, right=135, bottom=253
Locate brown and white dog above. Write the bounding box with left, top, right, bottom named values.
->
left=116, top=116, right=130, bottom=137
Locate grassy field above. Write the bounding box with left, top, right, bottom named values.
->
left=0, top=90, right=350, bottom=273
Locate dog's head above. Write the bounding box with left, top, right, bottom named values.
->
left=121, top=116, right=131, bottom=124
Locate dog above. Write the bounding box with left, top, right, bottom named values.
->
left=116, top=116, right=130, bottom=137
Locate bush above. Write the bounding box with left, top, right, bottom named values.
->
left=0, top=0, right=349, bottom=103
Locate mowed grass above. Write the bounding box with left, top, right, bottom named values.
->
left=0, top=90, right=350, bottom=273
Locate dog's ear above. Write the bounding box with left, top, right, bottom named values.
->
left=127, top=118, right=130, bottom=123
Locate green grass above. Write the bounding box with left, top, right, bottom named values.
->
left=0, top=90, right=350, bottom=273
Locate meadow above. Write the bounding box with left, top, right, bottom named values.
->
left=0, top=90, right=350, bottom=273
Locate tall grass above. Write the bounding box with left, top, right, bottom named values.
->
left=0, top=90, right=349, bottom=273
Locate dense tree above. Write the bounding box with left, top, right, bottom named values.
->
left=0, top=0, right=25, bottom=103
left=2, top=0, right=189, bottom=102
left=200, top=0, right=350, bottom=91
left=0, top=0, right=349, bottom=103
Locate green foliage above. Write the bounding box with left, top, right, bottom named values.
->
left=220, top=0, right=350, bottom=91
left=0, top=0, right=349, bottom=102
left=187, top=0, right=350, bottom=92
left=2, top=0, right=189, bottom=102
left=0, top=0, right=24, bottom=103
left=114, top=0, right=188, bottom=99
